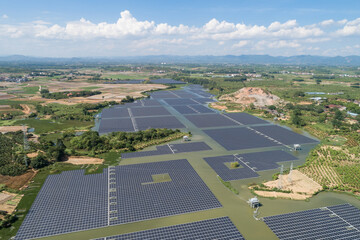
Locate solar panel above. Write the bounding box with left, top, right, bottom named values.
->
left=101, top=108, right=130, bottom=119
left=130, top=106, right=171, bottom=117
left=135, top=116, right=186, bottom=130
left=164, top=98, right=199, bottom=106
left=204, top=155, right=259, bottom=181
left=121, top=142, right=212, bottom=159
left=109, top=159, right=222, bottom=225
left=149, top=78, right=186, bottom=84
left=263, top=203, right=360, bottom=240
left=252, top=125, right=318, bottom=145
left=98, top=118, right=135, bottom=133
left=225, top=112, right=269, bottom=125
left=95, top=217, right=245, bottom=240
left=185, top=114, right=239, bottom=128
left=15, top=170, right=108, bottom=240
left=204, top=127, right=281, bottom=150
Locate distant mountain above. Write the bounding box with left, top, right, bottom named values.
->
left=1, top=55, right=360, bottom=65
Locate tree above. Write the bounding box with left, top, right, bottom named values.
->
left=30, top=154, right=49, bottom=169
left=315, top=79, right=322, bottom=85
left=334, top=109, right=344, bottom=121
left=268, top=105, right=276, bottom=110
left=293, top=91, right=305, bottom=97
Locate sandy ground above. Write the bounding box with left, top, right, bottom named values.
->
left=210, top=103, right=227, bottom=111
left=0, top=170, right=37, bottom=190
left=254, top=170, right=322, bottom=200
left=0, top=192, right=23, bottom=214
left=0, top=126, right=24, bottom=133
left=64, top=156, right=104, bottom=165
left=219, top=87, right=282, bottom=107
left=254, top=191, right=309, bottom=200
left=26, top=152, right=39, bottom=158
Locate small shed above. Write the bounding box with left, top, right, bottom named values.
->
left=248, top=197, right=260, bottom=208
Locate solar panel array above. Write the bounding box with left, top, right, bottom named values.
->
left=204, top=155, right=259, bottom=181
left=204, top=150, right=298, bottom=181
left=264, top=203, right=360, bottom=240
left=109, top=159, right=222, bottom=225
left=16, top=159, right=222, bottom=239
left=95, top=217, right=245, bottom=240
left=121, top=142, right=212, bottom=159
left=149, top=78, right=186, bottom=84
left=204, top=127, right=281, bottom=150
left=15, top=170, right=108, bottom=240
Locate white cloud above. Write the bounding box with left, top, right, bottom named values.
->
left=233, top=40, right=249, bottom=48
left=320, top=19, right=335, bottom=26
left=0, top=10, right=359, bottom=56
left=336, top=18, right=360, bottom=36
left=2, top=14, right=8, bottom=19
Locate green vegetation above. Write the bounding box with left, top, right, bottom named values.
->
left=40, top=89, right=101, bottom=100
left=217, top=176, right=239, bottom=195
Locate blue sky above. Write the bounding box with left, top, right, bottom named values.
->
left=1, top=0, right=360, bottom=57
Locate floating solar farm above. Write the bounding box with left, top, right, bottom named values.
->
left=16, top=159, right=222, bottom=239
left=204, top=150, right=298, bottom=181
left=16, top=84, right=330, bottom=240
left=95, top=217, right=245, bottom=240
left=264, top=203, right=360, bottom=240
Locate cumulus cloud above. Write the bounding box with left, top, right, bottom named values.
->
left=336, top=18, right=360, bottom=36
left=0, top=10, right=359, bottom=56
left=320, top=19, right=335, bottom=26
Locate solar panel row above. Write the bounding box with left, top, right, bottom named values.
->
left=263, top=203, right=360, bottom=240
left=16, top=159, right=223, bottom=240
left=94, top=217, right=245, bottom=240
left=121, top=142, right=212, bottom=159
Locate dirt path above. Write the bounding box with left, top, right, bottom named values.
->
left=20, top=104, right=32, bottom=115
left=64, top=156, right=104, bottom=165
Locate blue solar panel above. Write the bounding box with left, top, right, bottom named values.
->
left=263, top=204, right=360, bottom=240
left=15, top=159, right=222, bottom=239
left=95, top=217, right=245, bottom=240
left=204, top=155, right=259, bottom=181
left=109, top=159, right=222, bottom=225
left=121, top=142, right=212, bottom=159
left=16, top=170, right=108, bottom=240
left=149, top=78, right=186, bottom=84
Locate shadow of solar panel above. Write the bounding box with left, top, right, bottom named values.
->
left=204, top=127, right=280, bottom=150
left=130, top=106, right=171, bottom=117
left=263, top=204, right=360, bottom=240
left=135, top=116, right=185, bottom=130
left=164, top=98, right=198, bottom=105
left=169, top=142, right=212, bottom=153
left=110, top=159, right=222, bottom=225
left=98, top=118, right=135, bottom=133
left=99, top=217, right=245, bottom=240
left=185, top=114, right=238, bottom=128
left=15, top=170, right=108, bottom=240
left=101, top=108, right=130, bottom=118
left=226, top=112, right=269, bottom=125
left=204, top=155, right=259, bottom=181
left=149, top=78, right=186, bottom=84
left=252, top=125, right=318, bottom=145
left=238, top=150, right=298, bottom=171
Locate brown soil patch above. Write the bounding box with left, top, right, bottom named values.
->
left=20, top=104, right=32, bottom=115
left=0, top=105, right=11, bottom=109
left=254, top=170, right=322, bottom=200
left=219, top=87, right=282, bottom=107
left=210, top=103, right=227, bottom=111
left=254, top=191, right=309, bottom=200
left=26, top=152, right=39, bottom=158
left=64, top=156, right=104, bottom=165
left=0, top=93, right=15, bottom=99
left=0, top=126, right=24, bottom=133
left=298, top=101, right=313, bottom=105
left=0, top=170, right=37, bottom=190
left=0, top=192, right=23, bottom=215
